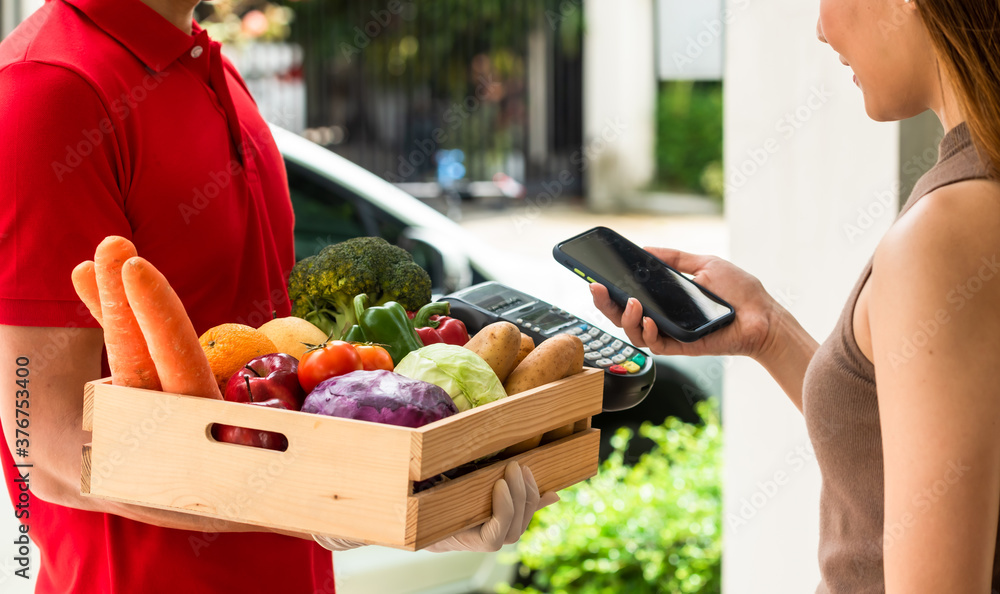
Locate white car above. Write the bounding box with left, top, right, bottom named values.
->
left=271, top=124, right=718, bottom=594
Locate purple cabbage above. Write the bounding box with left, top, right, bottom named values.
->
left=302, top=370, right=458, bottom=428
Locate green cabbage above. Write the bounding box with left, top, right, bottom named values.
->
left=394, top=344, right=506, bottom=411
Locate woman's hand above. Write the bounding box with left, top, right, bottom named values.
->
left=589, top=247, right=782, bottom=360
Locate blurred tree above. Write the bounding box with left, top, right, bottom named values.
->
left=654, top=81, right=724, bottom=200
left=203, top=0, right=586, bottom=194
left=255, top=0, right=584, bottom=191
left=197, top=0, right=295, bottom=44
left=501, top=401, right=723, bottom=594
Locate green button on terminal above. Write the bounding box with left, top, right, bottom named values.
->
left=630, top=353, right=647, bottom=367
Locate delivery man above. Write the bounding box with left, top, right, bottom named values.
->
left=0, top=0, right=550, bottom=591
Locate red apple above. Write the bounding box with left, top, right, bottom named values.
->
left=224, top=353, right=306, bottom=411
left=212, top=397, right=289, bottom=451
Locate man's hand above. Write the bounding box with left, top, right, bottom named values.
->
left=426, top=461, right=558, bottom=553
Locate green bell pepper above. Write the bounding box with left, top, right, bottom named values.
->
left=340, top=323, right=367, bottom=343
left=354, top=294, right=424, bottom=365
left=411, top=301, right=451, bottom=328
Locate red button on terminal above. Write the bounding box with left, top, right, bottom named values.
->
left=608, top=364, right=628, bottom=375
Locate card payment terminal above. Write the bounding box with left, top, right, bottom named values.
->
left=440, top=281, right=654, bottom=411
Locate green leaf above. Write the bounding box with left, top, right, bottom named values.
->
left=504, top=400, right=722, bottom=594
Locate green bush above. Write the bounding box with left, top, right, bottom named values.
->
left=654, top=81, right=724, bottom=200
left=500, top=401, right=722, bottom=594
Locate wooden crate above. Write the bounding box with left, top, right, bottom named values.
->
left=80, top=367, right=603, bottom=550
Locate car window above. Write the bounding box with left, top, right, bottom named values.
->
left=285, top=161, right=367, bottom=260
left=283, top=158, right=452, bottom=292
left=471, top=265, right=489, bottom=285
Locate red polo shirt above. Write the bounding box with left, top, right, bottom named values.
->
left=0, top=0, right=334, bottom=592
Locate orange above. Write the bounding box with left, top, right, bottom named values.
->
left=199, top=323, right=278, bottom=392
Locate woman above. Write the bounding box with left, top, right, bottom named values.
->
left=592, top=1, right=1000, bottom=592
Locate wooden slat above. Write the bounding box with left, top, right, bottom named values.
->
left=84, top=381, right=414, bottom=546
left=409, top=368, right=603, bottom=481
left=406, top=428, right=600, bottom=550
left=82, top=370, right=604, bottom=550
left=81, top=444, right=92, bottom=494
left=81, top=379, right=104, bottom=432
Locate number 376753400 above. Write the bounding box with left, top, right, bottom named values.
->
left=13, top=356, right=29, bottom=458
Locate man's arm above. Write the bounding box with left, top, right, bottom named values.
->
left=0, top=324, right=309, bottom=539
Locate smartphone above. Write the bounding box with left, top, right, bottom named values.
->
left=554, top=226, right=735, bottom=342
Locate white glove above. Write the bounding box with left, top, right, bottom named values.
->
left=311, top=534, right=363, bottom=552
left=426, top=461, right=559, bottom=553
left=311, top=461, right=558, bottom=553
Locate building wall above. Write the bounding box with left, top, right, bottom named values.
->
left=19, top=0, right=39, bottom=23
left=582, top=0, right=656, bottom=211
left=723, top=0, right=901, bottom=592
left=655, top=0, right=725, bottom=81
left=1, top=0, right=14, bottom=38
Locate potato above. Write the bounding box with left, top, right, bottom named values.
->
left=563, top=335, right=584, bottom=377
left=504, top=435, right=542, bottom=456
left=503, top=334, right=587, bottom=455
left=541, top=424, right=574, bottom=443
left=512, top=333, right=535, bottom=369
left=503, top=334, right=583, bottom=395
left=540, top=338, right=587, bottom=441
left=463, top=321, right=522, bottom=382
left=543, top=336, right=583, bottom=442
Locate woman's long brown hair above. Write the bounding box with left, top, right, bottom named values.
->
left=918, top=1, right=1000, bottom=177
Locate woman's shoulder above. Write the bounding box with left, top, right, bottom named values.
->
left=882, top=179, right=1000, bottom=254
left=872, top=178, right=1000, bottom=302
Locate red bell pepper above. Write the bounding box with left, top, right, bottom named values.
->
left=409, top=303, right=470, bottom=346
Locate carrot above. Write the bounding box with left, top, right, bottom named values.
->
left=71, top=260, right=103, bottom=327
left=94, top=236, right=161, bottom=391
left=121, top=256, right=222, bottom=399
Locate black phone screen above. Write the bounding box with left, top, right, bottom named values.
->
left=560, top=229, right=732, bottom=331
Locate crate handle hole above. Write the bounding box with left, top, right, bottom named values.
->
left=208, top=423, right=289, bottom=452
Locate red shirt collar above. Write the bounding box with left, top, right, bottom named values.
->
left=61, top=0, right=201, bottom=72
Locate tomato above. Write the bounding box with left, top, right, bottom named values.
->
left=355, top=344, right=394, bottom=372
left=298, top=341, right=363, bottom=392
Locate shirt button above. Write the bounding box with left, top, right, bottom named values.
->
left=190, top=45, right=204, bottom=58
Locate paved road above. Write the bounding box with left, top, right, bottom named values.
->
left=459, top=203, right=729, bottom=282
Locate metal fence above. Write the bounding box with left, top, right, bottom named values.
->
left=224, top=42, right=308, bottom=133
left=286, top=0, right=584, bottom=201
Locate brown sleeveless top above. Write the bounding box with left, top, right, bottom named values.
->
left=802, top=123, right=993, bottom=593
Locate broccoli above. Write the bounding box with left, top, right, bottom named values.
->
left=288, top=237, right=432, bottom=339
